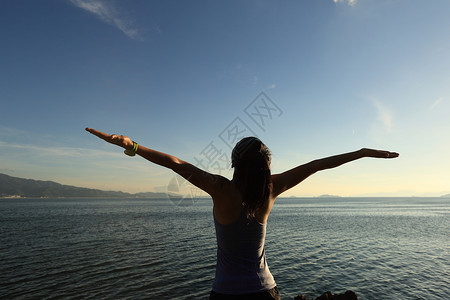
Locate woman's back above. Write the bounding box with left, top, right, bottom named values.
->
left=212, top=180, right=274, bottom=225
left=212, top=205, right=276, bottom=295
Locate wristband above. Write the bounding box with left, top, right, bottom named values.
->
left=124, top=141, right=138, bottom=157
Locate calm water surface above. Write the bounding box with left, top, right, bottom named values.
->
left=1, top=197, right=449, bottom=299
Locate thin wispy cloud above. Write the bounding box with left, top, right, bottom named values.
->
left=0, top=140, right=122, bottom=158
left=155, top=25, right=162, bottom=35
left=0, top=126, right=28, bottom=137
left=429, top=97, right=444, bottom=110
left=333, top=0, right=357, bottom=6
left=69, top=0, right=142, bottom=40
left=372, top=99, right=393, bottom=133
left=0, top=140, right=157, bottom=177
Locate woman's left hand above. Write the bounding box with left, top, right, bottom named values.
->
left=85, top=128, right=134, bottom=150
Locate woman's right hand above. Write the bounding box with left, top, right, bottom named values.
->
left=361, top=148, right=399, bottom=159
left=85, top=128, right=134, bottom=150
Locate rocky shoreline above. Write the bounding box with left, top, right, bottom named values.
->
left=295, top=290, right=357, bottom=300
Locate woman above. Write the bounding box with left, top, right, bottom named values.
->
left=85, top=128, right=399, bottom=299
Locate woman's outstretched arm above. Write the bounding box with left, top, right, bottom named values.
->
left=271, top=148, right=399, bottom=198
left=85, top=128, right=226, bottom=197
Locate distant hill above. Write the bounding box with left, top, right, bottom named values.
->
left=317, top=194, right=341, bottom=198
left=0, top=173, right=169, bottom=198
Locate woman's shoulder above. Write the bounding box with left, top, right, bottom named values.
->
left=211, top=179, right=241, bottom=204
left=207, top=175, right=234, bottom=196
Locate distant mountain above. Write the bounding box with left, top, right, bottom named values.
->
left=0, top=173, right=168, bottom=198
left=441, top=194, right=450, bottom=198
left=317, top=194, right=341, bottom=198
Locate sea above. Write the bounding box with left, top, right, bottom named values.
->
left=0, top=197, right=449, bottom=300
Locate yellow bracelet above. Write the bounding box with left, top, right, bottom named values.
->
left=124, top=141, right=138, bottom=156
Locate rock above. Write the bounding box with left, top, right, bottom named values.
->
left=333, top=291, right=358, bottom=300
left=294, top=290, right=357, bottom=300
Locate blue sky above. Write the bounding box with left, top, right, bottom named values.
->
left=1, top=0, right=449, bottom=197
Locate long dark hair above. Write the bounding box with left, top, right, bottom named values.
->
left=231, top=137, right=271, bottom=220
